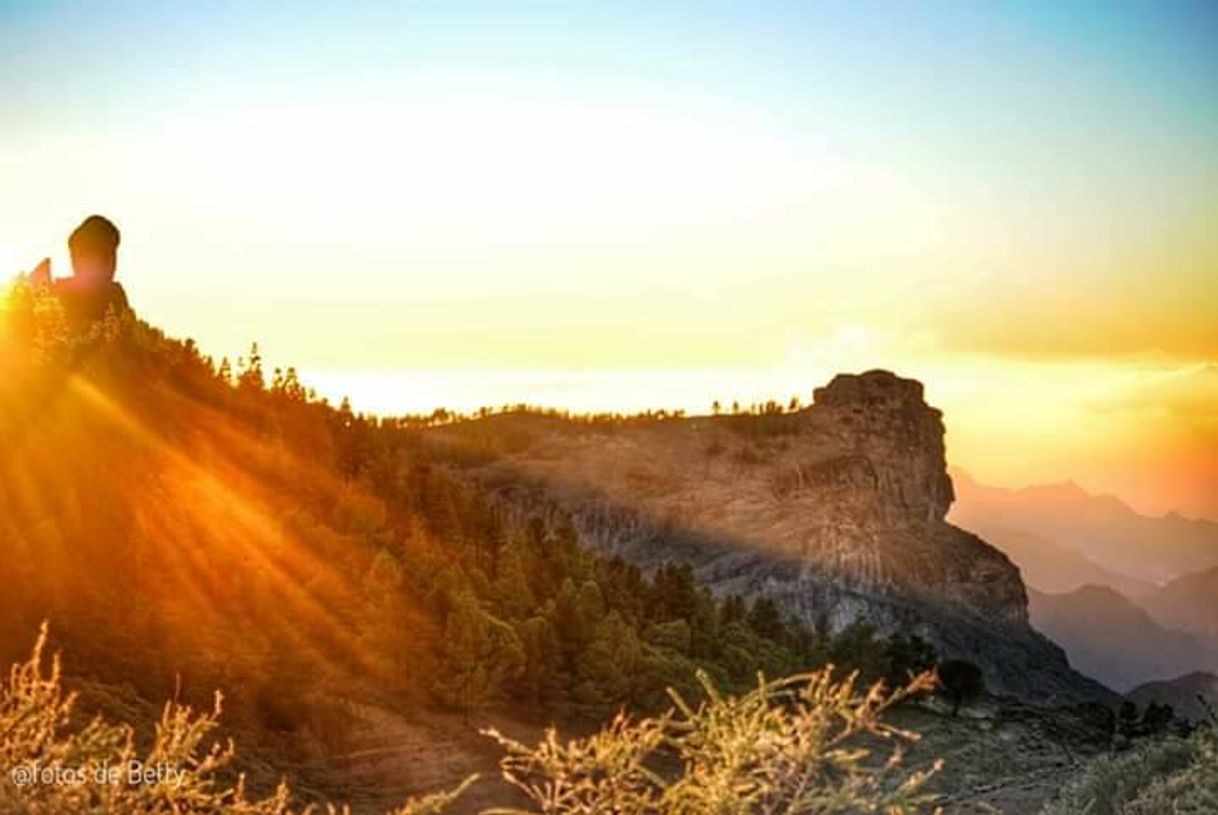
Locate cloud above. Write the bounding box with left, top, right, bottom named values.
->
left=924, top=232, right=1218, bottom=362
left=1090, top=363, right=1218, bottom=420
left=934, top=291, right=1218, bottom=361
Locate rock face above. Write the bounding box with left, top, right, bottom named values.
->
left=811, top=371, right=954, bottom=523
left=449, top=370, right=1111, bottom=703
left=796, top=372, right=1026, bottom=626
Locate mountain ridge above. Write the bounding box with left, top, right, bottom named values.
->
left=948, top=469, right=1218, bottom=584
left=1028, top=585, right=1218, bottom=691
left=1127, top=671, right=1218, bottom=724
left=432, top=369, right=1111, bottom=703
left=1143, top=566, right=1218, bottom=639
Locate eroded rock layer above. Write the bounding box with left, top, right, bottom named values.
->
left=447, top=370, right=1111, bottom=702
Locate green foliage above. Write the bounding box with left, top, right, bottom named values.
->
left=1115, top=701, right=1176, bottom=740
left=1039, top=737, right=1202, bottom=815
left=881, top=635, right=938, bottom=691
left=1040, top=702, right=1217, bottom=815
left=435, top=593, right=526, bottom=717
left=484, top=668, right=943, bottom=815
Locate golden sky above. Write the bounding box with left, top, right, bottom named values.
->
left=1, top=3, right=1215, bottom=518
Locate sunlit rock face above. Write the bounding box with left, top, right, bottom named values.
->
left=812, top=370, right=954, bottom=524
left=448, top=370, right=1110, bottom=703
left=795, top=371, right=1028, bottom=626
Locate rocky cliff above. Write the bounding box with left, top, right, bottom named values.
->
left=439, top=370, right=1111, bottom=703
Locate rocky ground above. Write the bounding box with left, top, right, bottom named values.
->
left=281, top=694, right=1117, bottom=815
left=69, top=604, right=1122, bottom=815
left=891, top=700, right=1113, bottom=814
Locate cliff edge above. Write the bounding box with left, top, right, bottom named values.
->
left=445, top=370, right=1111, bottom=703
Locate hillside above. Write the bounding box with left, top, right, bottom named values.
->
left=1, top=282, right=1141, bottom=813
left=1027, top=586, right=1218, bottom=691
left=1143, top=566, right=1218, bottom=639
left=429, top=371, right=1110, bottom=703
left=1128, top=672, right=1218, bottom=724
left=6, top=280, right=1116, bottom=810
left=3, top=287, right=856, bottom=807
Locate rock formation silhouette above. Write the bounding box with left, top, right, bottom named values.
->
left=31, top=214, right=130, bottom=332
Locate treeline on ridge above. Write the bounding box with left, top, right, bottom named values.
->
left=0, top=281, right=943, bottom=738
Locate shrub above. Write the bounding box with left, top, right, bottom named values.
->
left=0, top=626, right=470, bottom=815
left=1040, top=705, right=1218, bottom=815
left=936, top=659, right=985, bottom=716
left=484, top=667, right=943, bottom=815
left=1, top=628, right=949, bottom=815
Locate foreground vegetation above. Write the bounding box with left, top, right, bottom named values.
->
left=1040, top=701, right=1217, bottom=815
left=1, top=630, right=943, bottom=814
left=0, top=628, right=468, bottom=815
left=9, top=625, right=1212, bottom=815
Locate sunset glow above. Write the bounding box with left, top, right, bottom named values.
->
left=2, top=2, right=1215, bottom=517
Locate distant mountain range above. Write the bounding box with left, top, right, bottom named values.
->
left=948, top=469, right=1218, bottom=586
left=1028, top=585, right=1218, bottom=691
left=951, top=471, right=1218, bottom=691
left=1143, top=566, right=1218, bottom=640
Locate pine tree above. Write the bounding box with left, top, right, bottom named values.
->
left=516, top=611, right=568, bottom=708
left=573, top=610, right=640, bottom=709
left=938, top=659, right=986, bottom=716
left=436, top=593, right=525, bottom=719
left=492, top=542, right=537, bottom=620
left=746, top=597, right=784, bottom=642
left=237, top=342, right=264, bottom=392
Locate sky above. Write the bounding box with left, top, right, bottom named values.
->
left=1, top=1, right=1216, bottom=519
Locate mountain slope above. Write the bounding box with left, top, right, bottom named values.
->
left=948, top=470, right=1218, bottom=584
left=1028, top=585, right=1218, bottom=691
left=1127, top=672, right=1218, bottom=724
left=1143, top=566, right=1218, bottom=639
left=948, top=485, right=1154, bottom=597
left=434, top=370, right=1111, bottom=703
left=13, top=289, right=1095, bottom=808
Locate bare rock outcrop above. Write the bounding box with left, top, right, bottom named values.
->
left=445, top=370, right=1111, bottom=703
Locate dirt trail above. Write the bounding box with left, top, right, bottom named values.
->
left=317, top=700, right=532, bottom=815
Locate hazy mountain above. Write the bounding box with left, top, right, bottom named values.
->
left=949, top=470, right=1218, bottom=585
left=1143, top=566, right=1218, bottom=639
left=1028, top=585, right=1218, bottom=691
left=1128, top=672, right=1218, bottom=724
left=948, top=515, right=1155, bottom=597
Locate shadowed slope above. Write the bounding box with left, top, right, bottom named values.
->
left=427, top=371, right=1111, bottom=703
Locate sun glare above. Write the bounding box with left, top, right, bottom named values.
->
left=0, top=245, right=21, bottom=280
